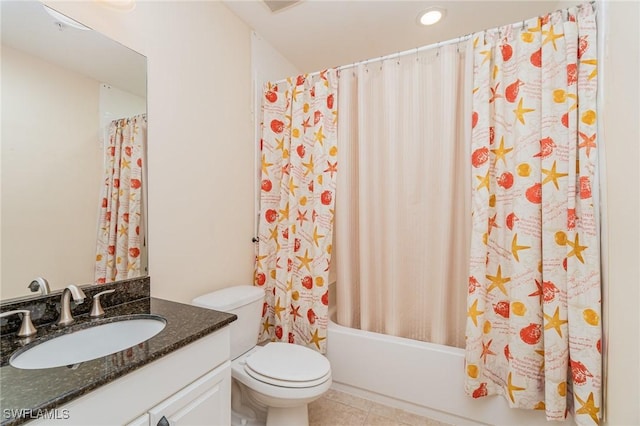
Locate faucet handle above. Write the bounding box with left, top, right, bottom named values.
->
left=0, top=310, right=37, bottom=337
left=90, top=289, right=116, bottom=317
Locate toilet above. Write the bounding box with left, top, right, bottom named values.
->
left=192, top=285, right=331, bottom=426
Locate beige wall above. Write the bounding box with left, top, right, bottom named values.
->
left=43, top=1, right=255, bottom=303
left=601, top=2, right=640, bottom=424
left=1, top=46, right=102, bottom=298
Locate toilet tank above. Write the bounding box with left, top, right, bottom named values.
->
left=192, top=285, right=265, bottom=359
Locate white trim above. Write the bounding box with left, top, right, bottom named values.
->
left=594, top=0, right=609, bottom=421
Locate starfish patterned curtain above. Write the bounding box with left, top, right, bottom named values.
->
left=95, top=115, right=146, bottom=284
left=255, top=70, right=338, bottom=353
left=464, top=4, right=602, bottom=425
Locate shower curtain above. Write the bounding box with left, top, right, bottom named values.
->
left=464, top=4, right=601, bottom=424
left=335, top=45, right=471, bottom=348
left=255, top=70, right=338, bottom=353
left=95, top=114, right=146, bottom=284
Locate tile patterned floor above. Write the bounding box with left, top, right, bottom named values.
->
left=308, top=389, right=452, bottom=426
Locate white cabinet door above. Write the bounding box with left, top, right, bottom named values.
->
left=148, top=361, right=231, bottom=426
left=126, top=413, right=150, bottom=426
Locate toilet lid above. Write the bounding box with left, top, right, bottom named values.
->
left=244, top=342, right=331, bottom=387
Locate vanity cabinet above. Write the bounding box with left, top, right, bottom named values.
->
left=133, top=362, right=231, bottom=426
left=31, top=327, right=231, bottom=426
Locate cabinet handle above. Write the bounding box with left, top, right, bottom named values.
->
left=157, top=416, right=170, bottom=426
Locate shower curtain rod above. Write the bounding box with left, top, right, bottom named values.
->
left=270, top=34, right=471, bottom=85
left=270, top=1, right=596, bottom=85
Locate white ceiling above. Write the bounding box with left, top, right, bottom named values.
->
left=1, top=1, right=146, bottom=98
left=223, top=0, right=578, bottom=74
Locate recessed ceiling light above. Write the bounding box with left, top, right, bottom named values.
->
left=417, top=7, right=446, bottom=26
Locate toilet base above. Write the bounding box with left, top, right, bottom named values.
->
left=231, top=410, right=263, bottom=426
left=230, top=380, right=314, bottom=426
left=231, top=405, right=309, bottom=426
left=230, top=346, right=331, bottom=426
left=266, top=405, right=308, bottom=426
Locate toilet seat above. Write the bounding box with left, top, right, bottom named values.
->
left=244, top=342, right=331, bottom=388
left=245, top=366, right=332, bottom=388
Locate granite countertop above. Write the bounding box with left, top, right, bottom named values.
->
left=0, top=297, right=236, bottom=425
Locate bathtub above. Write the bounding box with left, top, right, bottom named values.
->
left=326, top=315, right=550, bottom=425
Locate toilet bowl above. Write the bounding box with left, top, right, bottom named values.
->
left=232, top=343, right=331, bottom=425
left=192, top=286, right=332, bottom=426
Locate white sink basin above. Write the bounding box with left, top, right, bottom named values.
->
left=10, top=316, right=166, bottom=370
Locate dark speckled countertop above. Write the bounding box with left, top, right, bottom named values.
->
left=0, top=280, right=236, bottom=425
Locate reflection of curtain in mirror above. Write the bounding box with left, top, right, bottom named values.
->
left=95, top=114, right=147, bottom=283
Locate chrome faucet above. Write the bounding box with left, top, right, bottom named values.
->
left=27, top=277, right=51, bottom=296
left=58, top=285, right=86, bottom=326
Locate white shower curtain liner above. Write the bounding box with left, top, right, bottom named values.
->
left=334, top=43, right=472, bottom=348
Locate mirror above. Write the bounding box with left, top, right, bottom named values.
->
left=1, top=1, right=147, bottom=301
